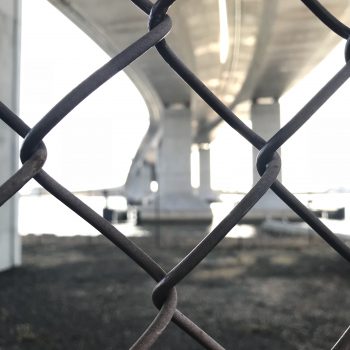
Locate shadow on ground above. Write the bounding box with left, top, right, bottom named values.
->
left=0, top=230, right=349, bottom=349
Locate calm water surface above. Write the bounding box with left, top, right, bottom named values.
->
left=18, top=194, right=256, bottom=238
left=18, top=193, right=350, bottom=237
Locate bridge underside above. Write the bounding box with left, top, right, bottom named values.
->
left=44, top=0, right=350, bottom=222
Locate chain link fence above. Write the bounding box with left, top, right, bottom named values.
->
left=1, top=0, right=350, bottom=348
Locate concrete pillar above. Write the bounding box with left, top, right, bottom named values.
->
left=0, top=1, right=21, bottom=271
left=125, top=161, right=153, bottom=204
left=251, top=100, right=281, bottom=184
left=198, top=143, right=215, bottom=201
left=158, top=105, right=192, bottom=195
left=138, top=105, right=212, bottom=222
left=247, top=99, right=295, bottom=222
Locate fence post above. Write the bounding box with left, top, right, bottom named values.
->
left=0, top=0, right=21, bottom=271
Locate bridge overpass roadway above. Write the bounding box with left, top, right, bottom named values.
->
left=46, top=0, right=350, bottom=222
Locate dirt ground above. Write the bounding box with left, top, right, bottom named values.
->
left=0, top=228, right=349, bottom=350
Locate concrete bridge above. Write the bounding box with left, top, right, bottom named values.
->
left=1, top=0, right=350, bottom=269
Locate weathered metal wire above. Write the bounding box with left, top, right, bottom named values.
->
left=332, top=327, right=350, bottom=350
left=301, top=0, right=350, bottom=39
left=0, top=0, right=349, bottom=348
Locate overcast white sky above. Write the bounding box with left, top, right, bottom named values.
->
left=20, top=0, right=350, bottom=194
left=20, top=0, right=149, bottom=192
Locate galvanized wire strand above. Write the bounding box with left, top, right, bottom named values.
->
left=149, top=0, right=176, bottom=30
left=0, top=146, right=46, bottom=206
left=131, top=0, right=153, bottom=15
left=0, top=103, right=47, bottom=205
left=345, top=38, right=350, bottom=62
left=130, top=288, right=177, bottom=350
left=300, top=0, right=350, bottom=39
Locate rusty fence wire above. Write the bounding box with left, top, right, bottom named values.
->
left=1, top=0, right=350, bottom=348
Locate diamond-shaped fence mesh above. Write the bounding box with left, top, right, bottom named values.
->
left=1, top=0, right=350, bottom=348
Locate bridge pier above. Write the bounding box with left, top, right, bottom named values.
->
left=0, top=0, right=21, bottom=271
left=125, top=160, right=153, bottom=205
left=138, top=105, right=212, bottom=223
left=198, top=143, right=215, bottom=202
left=245, top=99, right=296, bottom=222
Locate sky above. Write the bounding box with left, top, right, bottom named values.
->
left=20, top=0, right=149, bottom=192
left=20, top=0, right=350, bottom=195
left=280, top=44, right=350, bottom=193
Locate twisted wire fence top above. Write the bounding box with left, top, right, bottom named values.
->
left=1, top=0, right=350, bottom=348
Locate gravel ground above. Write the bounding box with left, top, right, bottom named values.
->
left=0, top=228, right=349, bottom=349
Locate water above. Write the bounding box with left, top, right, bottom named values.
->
left=18, top=193, right=257, bottom=238
left=296, top=192, right=350, bottom=237
left=18, top=193, right=350, bottom=238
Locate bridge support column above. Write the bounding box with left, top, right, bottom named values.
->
left=138, top=105, right=212, bottom=222
left=198, top=143, right=215, bottom=202
left=0, top=0, right=21, bottom=271
left=246, top=99, right=296, bottom=222
left=125, top=161, right=153, bottom=205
